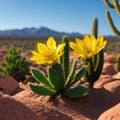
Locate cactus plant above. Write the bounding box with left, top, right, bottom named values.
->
left=103, top=0, right=120, bottom=37
left=92, top=18, right=98, bottom=38
left=70, top=31, right=107, bottom=89
left=103, top=0, right=120, bottom=74
left=84, top=18, right=105, bottom=88
left=70, top=18, right=106, bottom=88
left=0, top=47, right=31, bottom=81
left=60, top=36, right=70, bottom=79
left=30, top=37, right=88, bottom=98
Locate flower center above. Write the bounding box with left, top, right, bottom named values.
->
left=44, top=49, right=57, bottom=61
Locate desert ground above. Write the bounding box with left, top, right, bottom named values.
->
left=0, top=36, right=120, bottom=120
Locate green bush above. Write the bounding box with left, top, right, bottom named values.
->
left=0, top=47, right=31, bottom=81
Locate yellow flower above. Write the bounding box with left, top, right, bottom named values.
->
left=70, top=35, right=107, bottom=59
left=30, top=37, right=65, bottom=65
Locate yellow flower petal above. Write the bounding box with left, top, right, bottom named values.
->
left=97, top=35, right=103, bottom=42
left=30, top=37, right=65, bottom=66
left=75, top=38, right=82, bottom=45
left=70, top=35, right=107, bottom=59
left=30, top=56, right=38, bottom=60
left=30, top=54, right=43, bottom=60
left=70, top=42, right=78, bottom=50
left=47, top=37, right=56, bottom=49
left=36, top=60, right=46, bottom=65
left=57, top=43, right=66, bottom=54
left=75, top=38, right=85, bottom=51
left=31, top=51, right=39, bottom=55
left=37, top=43, right=47, bottom=53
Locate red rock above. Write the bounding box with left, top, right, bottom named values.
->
left=113, top=72, right=120, bottom=79
left=13, top=82, right=120, bottom=120
left=0, top=92, right=38, bottom=120
left=94, top=75, right=112, bottom=88
left=13, top=89, right=74, bottom=120
left=102, top=63, right=116, bottom=75
left=104, top=53, right=116, bottom=63
left=0, top=73, right=19, bottom=95
left=2, top=52, right=119, bottom=120
left=104, top=79, right=120, bottom=93
left=98, top=103, right=120, bottom=120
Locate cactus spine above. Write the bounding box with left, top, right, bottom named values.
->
left=60, top=36, right=70, bottom=79
left=103, top=0, right=120, bottom=37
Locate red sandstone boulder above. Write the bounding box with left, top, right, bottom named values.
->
left=0, top=92, right=38, bottom=120
left=13, top=89, right=74, bottom=120
left=113, top=72, right=120, bottom=79
left=104, top=53, right=116, bottom=63
left=94, top=75, right=112, bottom=88
left=104, top=79, right=120, bottom=94
left=102, top=63, right=116, bottom=75
left=98, top=103, right=120, bottom=120
left=13, top=77, right=120, bottom=120
left=0, top=73, right=19, bottom=95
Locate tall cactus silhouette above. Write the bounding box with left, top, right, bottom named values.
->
left=103, top=0, right=120, bottom=73
left=60, top=36, right=70, bottom=79
left=92, top=17, right=98, bottom=38
left=84, top=18, right=104, bottom=88
left=103, top=0, right=120, bottom=37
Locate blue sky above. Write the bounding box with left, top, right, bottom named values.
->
left=0, top=0, right=119, bottom=35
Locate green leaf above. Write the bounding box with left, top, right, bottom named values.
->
left=48, top=63, right=64, bottom=91
left=31, top=68, right=53, bottom=88
left=30, top=83, right=56, bottom=95
left=65, top=84, right=88, bottom=98
left=65, top=59, right=77, bottom=87
left=60, top=36, right=70, bottom=79
left=94, top=50, right=104, bottom=81
left=70, top=67, right=87, bottom=86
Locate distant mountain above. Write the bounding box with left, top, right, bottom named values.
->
left=0, top=27, right=83, bottom=37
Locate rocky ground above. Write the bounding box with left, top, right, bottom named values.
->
left=0, top=49, right=120, bottom=120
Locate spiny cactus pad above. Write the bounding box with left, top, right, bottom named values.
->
left=65, top=84, right=88, bottom=98
left=30, top=83, right=56, bottom=95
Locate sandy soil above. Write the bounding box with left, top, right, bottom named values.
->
left=0, top=47, right=120, bottom=120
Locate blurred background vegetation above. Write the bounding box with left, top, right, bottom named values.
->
left=0, top=36, right=120, bottom=58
